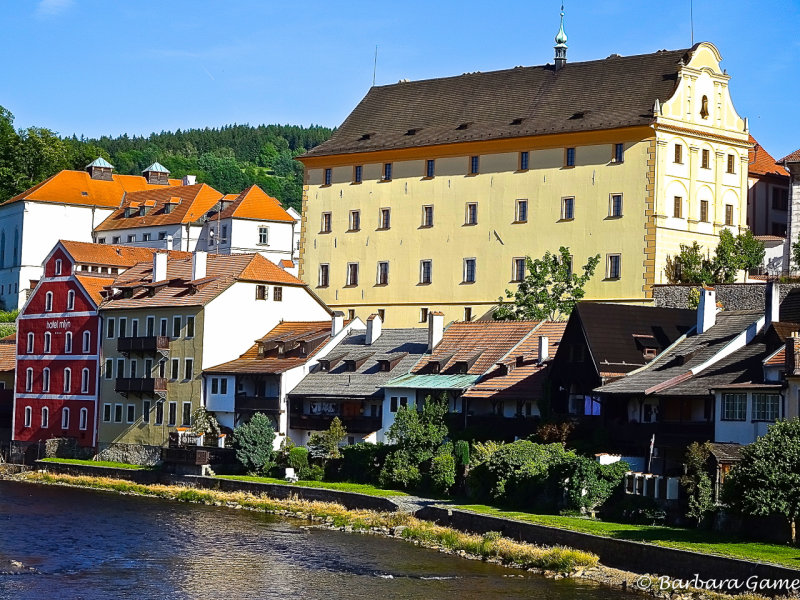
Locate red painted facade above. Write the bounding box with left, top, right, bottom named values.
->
left=13, top=246, right=101, bottom=447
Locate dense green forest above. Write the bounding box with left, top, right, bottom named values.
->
left=0, top=105, right=333, bottom=210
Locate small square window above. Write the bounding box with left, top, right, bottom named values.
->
left=273, top=286, right=283, bottom=301
left=565, top=147, right=576, bottom=167
left=255, top=285, right=267, bottom=300
left=519, top=151, right=529, bottom=171
left=127, top=235, right=136, bottom=243
left=561, top=197, right=575, bottom=220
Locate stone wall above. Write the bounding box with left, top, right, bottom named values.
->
left=653, top=282, right=800, bottom=311
left=36, top=460, right=162, bottom=484
left=96, top=443, right=162, bottom=466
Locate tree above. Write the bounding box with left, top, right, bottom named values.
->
left=792, top=234, right=800, bottom=271
left=665, top=230, right=765, bottom=284
left=307, top=416, right=347, bottom=460
left=681, top=442, right=714, bottom=526
left=232, top=413, right=276, bottom=474
left=385, top=394, right=448, bottom=464
left=190, top=407, right=221, bottom=439
left=493, top=247, right=600, bottom=321
left=724, top=419, right=800, bottom=544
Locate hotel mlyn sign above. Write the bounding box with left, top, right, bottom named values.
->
left=297, top=42, right=750, bottom=327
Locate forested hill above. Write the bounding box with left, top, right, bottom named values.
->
left=0, top=105, right=333, bottom=210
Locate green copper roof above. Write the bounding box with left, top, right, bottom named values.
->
left=86, top=156, right=113, bottom=169
left=555, top=6, right=568, bottom=46
left=143, top=161, right=170, bottom=174
left=384, top=373, right=480, bottom=390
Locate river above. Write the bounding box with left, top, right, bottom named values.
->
left=0, top=480, right=633, bottom=599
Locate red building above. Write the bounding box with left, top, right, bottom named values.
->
left=13, top=241, right=187, bottom=448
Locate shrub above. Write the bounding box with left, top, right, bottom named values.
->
left=307, top=417, right=347, bottom=461
left=454, top=440, right=470, bottom=468
left=379, top=450, right=421, bottom=490
left=386, top=394, right=448, bottom=465
left=560, top=456, right=628, bottom=513
left=338, top=442, right=391, bottom=484
left=288, top=447, right=309, bottom=472
left=471, top=440, right=504, bottom=465
left=299, top=464, right=324, bottom=481
left=430, top=451, right=456, bottom=495
left=681, top=441, right=714, bottom=527
left=231, top=413, right=276, bottom=475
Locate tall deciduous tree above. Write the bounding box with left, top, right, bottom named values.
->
left=232, top=413, right=276, bottom=475
left=493, top=247, right=600, bottom=321
left=665, top=230, right=765, bottom=284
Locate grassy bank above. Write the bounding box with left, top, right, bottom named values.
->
left=15, top=471, right=594, bottom=574
left=455, top=504, right=800, bottom=569
left=214, top=474, right=408, bottom=497
left=39, top=458, right=153, bottom=470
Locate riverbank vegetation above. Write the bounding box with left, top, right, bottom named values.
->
left=39, top=457, right=154, bottom=470
left=214, top=475, right=407, bottom=498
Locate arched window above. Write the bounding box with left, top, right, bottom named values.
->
left=67, top=290, right=75, bottom=310
left=79, top=407, right=88, bottom=430
left=45, top=291, right=53, bottom=312
left=63, top=368, right=71, bottom=393
left=24, top=406, right=32, bottom=427
left=82, top=331, right=91, bottom=353
left=43, top=332, right=51, bottom=353
left=81, top=368, right=90, bottom=394
left=41, top=406, right=49, bottom=428
left=25, top=368, right=33, bottom=392
left=26, top=332, right=34, bottom=354
left=65, top=332, right=73, bottom=353
left=42, top=368, right=50, bottom=393
left=700, top=95, right=709, bottom=119
left=61, top=407, right=70, bottom=429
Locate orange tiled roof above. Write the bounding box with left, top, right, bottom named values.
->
left=413, top=320, right=544, bottom=376
left=61, top=240, right=190, bottom=268
left=215, top=185, right=294, bottom=222
left=463, top=322, right=566, bottom=400
left=75, top=274, right=117, bottom=306
left=279, top=259, right=294, bottom=268
left=238, top=253, right=303, bottom=285
left=5, top=170, right=182, bottom=208
left=0, top=343, right=15, bottom=371
left=205, top=321, right=333, bottom=374
left=764, top=347, right=785, bottom=367
left=748, top=135, right=790, bottom=178
left=781, top=148, right=800, bottom=164
left=93, top=183, right=223, bottom=232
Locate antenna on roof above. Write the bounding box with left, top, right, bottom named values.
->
left=690, top=0, right=694, bottom=45
left=372, top=45, right=378, bottom=87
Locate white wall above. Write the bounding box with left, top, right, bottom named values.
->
left=94, top=223, right=202, bottom=252
left=714, top=390, right=782, bottom=445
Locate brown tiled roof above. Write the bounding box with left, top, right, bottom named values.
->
left=61, top=240, right=190, bottom=268
left=764, top=347, right=785, bottom=366
left=75, top=275, right=116, bottom=306
left=205, top=321, right=333, bottom=374
left=748, top=135, right=789, bottom=178
left=781, top=148, right=800, bottom=164
left=0, top=343, right=15, bottom=371
left=5, top=170, right=182, bottom=208
left=463, top=322, right=566, bottom=400
left=215, top=185, right=294, bottom=222
left=301, top=48, right=691, bottom=158
left=93, top=183, right=222, bottom=232
left=413, top=321, right=543, bottom=376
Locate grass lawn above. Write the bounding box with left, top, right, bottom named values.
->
left=39, top=458, right=153, bottom=470
left=215, top=475, right=408, bottom=498
left=453, top=504, right=800, bottom=569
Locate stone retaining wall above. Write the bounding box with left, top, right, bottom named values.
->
left=652, top=282, right=800, bottom=311
left=96, top=443, right=162, bottom=466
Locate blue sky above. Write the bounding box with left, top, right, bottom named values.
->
left=3, top=0, right=799, bottom=157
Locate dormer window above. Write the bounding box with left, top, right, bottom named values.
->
left=700, top=95, right=709, bottom=119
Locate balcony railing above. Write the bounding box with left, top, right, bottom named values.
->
left=117, top=336, right=170, bottom=353
left=115, top=377, right=168, bottom=394
left=236, top=396, right=281, bottom=413
left=289, top=412, right=382, bottom=433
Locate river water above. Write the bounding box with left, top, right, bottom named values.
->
left=0, top=480, right=632, bottom=600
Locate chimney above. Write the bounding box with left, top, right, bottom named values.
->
left=538, top=335, right=549, bottom=363
left=427, top=311, right=444, bottom=352
left=183, top=175, right=197, bottom=186
left=192, top=251, right=207, bottom=280
left=152, top=252, right=168, bottom=283
left=331, top=311, right=344, bottom=337
left=165, top=235, right=173, bottom=250
left=765, top=281, right=779, bottom=326
left=365, top=313, right=383, bottom=345
left=697, top=286, right=717, bottom=334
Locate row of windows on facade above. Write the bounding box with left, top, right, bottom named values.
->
left=23, top=367, right=91, bottom=394
left=720, top=392, right=781, bottom=422
left=97, top=225, right=272, bottom=246
left=0, top=228, right=20, bottom=270
left=21, top=405, right=89, bottom=430
left=25, top=330, right=92, bottom=355
left=41, top=288, right=78, bottom=313
left=101, top=400, right=191, bottom=428
left=103, top=356, right=194, bottom=381
left=0, top=282, right=19, bottom=297
left=672, top=143, right=739, bottom=174
left=322, top=144, right=629, bottom=186
left=670, top=196, right=736, bottom=225
left=318, top=254, right=622, bottom=288
left=105, top=315, right=195, bottom=339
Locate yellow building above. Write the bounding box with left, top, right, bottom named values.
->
left=298, top=34, right=750, bottom=327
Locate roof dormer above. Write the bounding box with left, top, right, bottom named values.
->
left=143, top=162, right=170, bottom=185
left=86, top=157, right=114, bottom=181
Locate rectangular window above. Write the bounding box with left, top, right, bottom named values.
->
left=377, top=309, right=385, bottom=322
left=725, top=204, right=733, bottom=226
left=512, top=258, right=526, bottom=282
left=390, top=397, right=399, bottom=413
left=255, top=284, right=267, bottom=300
left=158, top=231, right=167, bottom=240
left=186, top=316, right=195, bottom=338
left=565, top=147, right=576, bottom=167
left=105, top=359, right=113, bottom=380
left=752, top=393, right=780, bottom=422
left=465, top=203, right=478, bottom=225
left=106, top=318, right=115, bottom=339
left=159, top=318, right=168, bottom=337
left=347, top=309, right=356, bottom=320
left=377, top=261, right=389, bottom=285
left=142, top=233, right=151, bottom=242
left=127, top=235, right=136, bottom=243
left=25, top=369, right=33, bottom=392
left=131, top=319, right=138, bottom=337
left=143, top=400, right=151, bottom=424
left=116, top=358, right=124, bottom=379
left=426, top=159, right=435, bottom=178
left=610, top=194, right=623, bottom=217
left=561, top=197, right=575, bottom=220
left=383, top=163, right=392, bottom=181
left=346, top=263, right=359, bottom=286
left=144, top=359, right=152, bottom=377
left=673, top=196, right=683, bottom=218
left=420, top=260, right=432, bottom=284
left=469, top=155, right=479, bottom=175
left=613, top=143, right=624, bottom=163
left=463, top=258, right=476, bottom=283
left=129, top=359, right=137, bottom=378
left=211, top=378, right=219, bottom=394
left=321, top=212, right=332, bottom=233
left=324, top=168, right=332, bottom=186
left=112, top=236, right=120, bottom=244
left=221, top=378, right=227, bottom=394
left=515, top=199, right=528, bottom=223
left=727, top=154, right=735, bottom=174
left=348, top=210, right=360, bottom=231
left=258, top=226, right=269, bottom=245
left=379, top=208, right=391, bottom=229
left=103, top=404, right=111, bottom=423
left=721, top=393, right=746, bottom=421
left=420, top=308, right=429, bottom=323
left=464, top=307, right=473, bottom=321
left=701, top=148, right=710, bottom=169
left=273, top=286, right=283, bottom=301
left=318, top=264, right=330, bottom=287
left=221, top=225, right=227, bottom=243
left=114, top=404, right=123, bottom=423
left=155, top=401, right=164, bottom=425
left=182, top=402, right=192, bottom=426
left=168, top=402, right=177, bottom=427
left=171, top=358, right=179, bottom=381
left=184, top=359, right=194, bottom=381
left=353, top=165, right=363, bottom=183
left=422, top=205, right=434, bottom=227
left=172, top=316, right=181, bottom=338
left=674, top=143, right=683, bottom=164
left=519, top=151, right=529, bottom=171
left=118, top=318, right=127, bottom=338
left=607, top=254, right=621, bottom=279
left=700, top=200, right=709, bottom=222
left=126, top=404, right=135, bottom=424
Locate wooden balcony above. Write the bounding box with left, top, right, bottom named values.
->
left=289, top=412, right=382, bottom=433
left=235, top=396, right=281, bottom=413
left=605, top=420, right=714, bottom=450
left=117, top=336, right=170, bottom=354
left=115, top=377, right=168, bottom=394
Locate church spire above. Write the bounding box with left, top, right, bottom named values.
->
left=554, top=4, right=568, bottom=71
